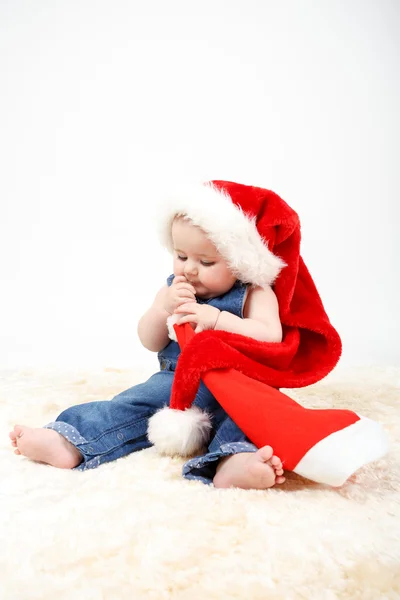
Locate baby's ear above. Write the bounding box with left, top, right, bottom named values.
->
left=166, top=315, right=179, bottom=341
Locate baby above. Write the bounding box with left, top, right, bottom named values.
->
left=10, top=183, right=286, bottom=489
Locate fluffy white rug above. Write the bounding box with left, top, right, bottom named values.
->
left=1, top=366, right=399, bottom=600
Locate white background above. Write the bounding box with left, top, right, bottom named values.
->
left=1, top=0, right=399, bottom=370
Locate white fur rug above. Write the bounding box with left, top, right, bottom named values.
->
left=1, top=366, right=399, bottom=600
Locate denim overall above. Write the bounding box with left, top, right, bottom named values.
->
left=45, top=276, right=257, bottom=484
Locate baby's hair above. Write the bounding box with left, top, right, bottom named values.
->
left=173, top=213, right=192, bottom=224
left=172, top=214, right=210, bottom=235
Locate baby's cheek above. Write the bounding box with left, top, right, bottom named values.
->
left=173, top=264, right=183, bottom=277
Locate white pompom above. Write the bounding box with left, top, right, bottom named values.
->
left=147, top=406, right=212, bottom=456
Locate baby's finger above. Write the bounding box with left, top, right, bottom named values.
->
left=174, top=303, right=197, bottom=314
left=176, top=314, right=198, bottom=325
left=172, top=276, right=187, bottom=285
left=177, top=289, right=196, bottom=300
left=175, top=282, right=196, bottom=295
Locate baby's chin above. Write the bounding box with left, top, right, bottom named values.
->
left=194, top=286, right=221, bottom=300
left=192, top=285, right=212, bottom=300
left=196, top=292, right=213, bottom=300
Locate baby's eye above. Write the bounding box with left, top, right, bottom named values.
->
left=177, top=255, right=187, bottom=261
left=201, top=261, right=215, bottom=267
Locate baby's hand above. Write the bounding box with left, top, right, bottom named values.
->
left=174, top=302, right=220, bottom=333
left=164, top=276, right=196, bottom=315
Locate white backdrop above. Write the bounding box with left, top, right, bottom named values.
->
left=1, top=0, right=399, bottom=370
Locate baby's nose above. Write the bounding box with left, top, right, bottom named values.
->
left=184, top=261, right=198, bottom=276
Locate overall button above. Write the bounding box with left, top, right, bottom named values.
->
left=117, top=432, right=124, bottom=441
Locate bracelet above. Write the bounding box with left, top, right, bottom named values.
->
left=213, top=309, right=221, bottom=330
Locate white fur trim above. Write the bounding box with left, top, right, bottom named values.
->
left=158, top=182, right=286, bottom=287
left=166, top=315, right=178, bottom=341
left=147, top=406, right=212, bottom=456
left=293, top=415, right=389, bottom=487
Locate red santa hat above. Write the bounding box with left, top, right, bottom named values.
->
left=148, top=181, right=346, bottom=464
left=150, top=323, right=388, bottom=486
left=157, top=180, right=287, bottom=288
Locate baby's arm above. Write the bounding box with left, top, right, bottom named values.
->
left=217, top=286, right=282, bottom=343
left=137, top=277, right=196, bottom=352
left=175, top=285, right=282, bottom=342
left=137, top=286, right=171, bottom=352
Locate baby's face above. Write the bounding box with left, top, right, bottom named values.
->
left=171, top=217, right=236, bottom=299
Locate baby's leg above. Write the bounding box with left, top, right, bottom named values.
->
left=183, top=409, right=285, bottom=489
left=213, top=446, right=285, bottom=489
left=9, top=371, right=174, bottom=470
left=9, top=426, right=82, bottom=468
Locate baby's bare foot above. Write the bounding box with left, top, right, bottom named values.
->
left=9, top=425, right=82, bottom=469
left=213, top=445, right=285, bottom=490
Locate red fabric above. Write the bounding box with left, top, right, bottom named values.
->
left=202, top=370, right=358, bottom=470
left=170, top=181, right=342, bottom=411
left=173, top=324, right=357, bottom=470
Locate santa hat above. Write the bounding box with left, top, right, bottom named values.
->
left=149, top=323, right=388, bottom=486
left=148, top=181, right=345, bottom=467
left=157, top=180, right=287, bottom=288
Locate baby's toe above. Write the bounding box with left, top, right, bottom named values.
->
left=257, top=446, right=274, bottom=462
left=270, top=455, right=283, bottom=468
left=14, top=425, right=24, bottom=437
